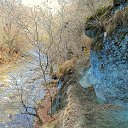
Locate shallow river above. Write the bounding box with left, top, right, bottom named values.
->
left=0, top=50, right=50, bottom=128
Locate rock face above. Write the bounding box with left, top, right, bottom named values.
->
left=85, top=0, right=128, bottom=107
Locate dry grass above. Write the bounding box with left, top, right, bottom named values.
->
left=52, top=58, right=77, bottom=80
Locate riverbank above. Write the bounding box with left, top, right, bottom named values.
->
left=0, top=49, right=47, bottom=127
left=34, top=53, right=90, bottom=127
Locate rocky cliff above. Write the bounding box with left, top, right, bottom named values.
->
left=85, top=0, right=128, bottom=107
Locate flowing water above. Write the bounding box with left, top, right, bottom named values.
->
left=0, top=50, right=50, bottom=128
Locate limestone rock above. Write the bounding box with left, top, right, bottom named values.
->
left=85, top=1, right=128, bottom=107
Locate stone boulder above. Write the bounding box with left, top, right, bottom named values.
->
left=85, top=1, right=128, bottom=107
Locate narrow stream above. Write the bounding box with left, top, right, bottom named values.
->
left=0, top=50, right=50, bottom=128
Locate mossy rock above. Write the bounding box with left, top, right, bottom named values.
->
left=85, top=2, right=128, bottom=53
left=86, top=6, right=113, bottom=22
left=85, top=6, right=113, bottom=39
left=85, top=4, right=128, bottom=33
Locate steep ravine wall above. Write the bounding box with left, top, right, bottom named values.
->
left=85, top=0, right=128, bottom=107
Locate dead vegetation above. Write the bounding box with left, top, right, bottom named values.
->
left=0, top=46, right=21, bottom=65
